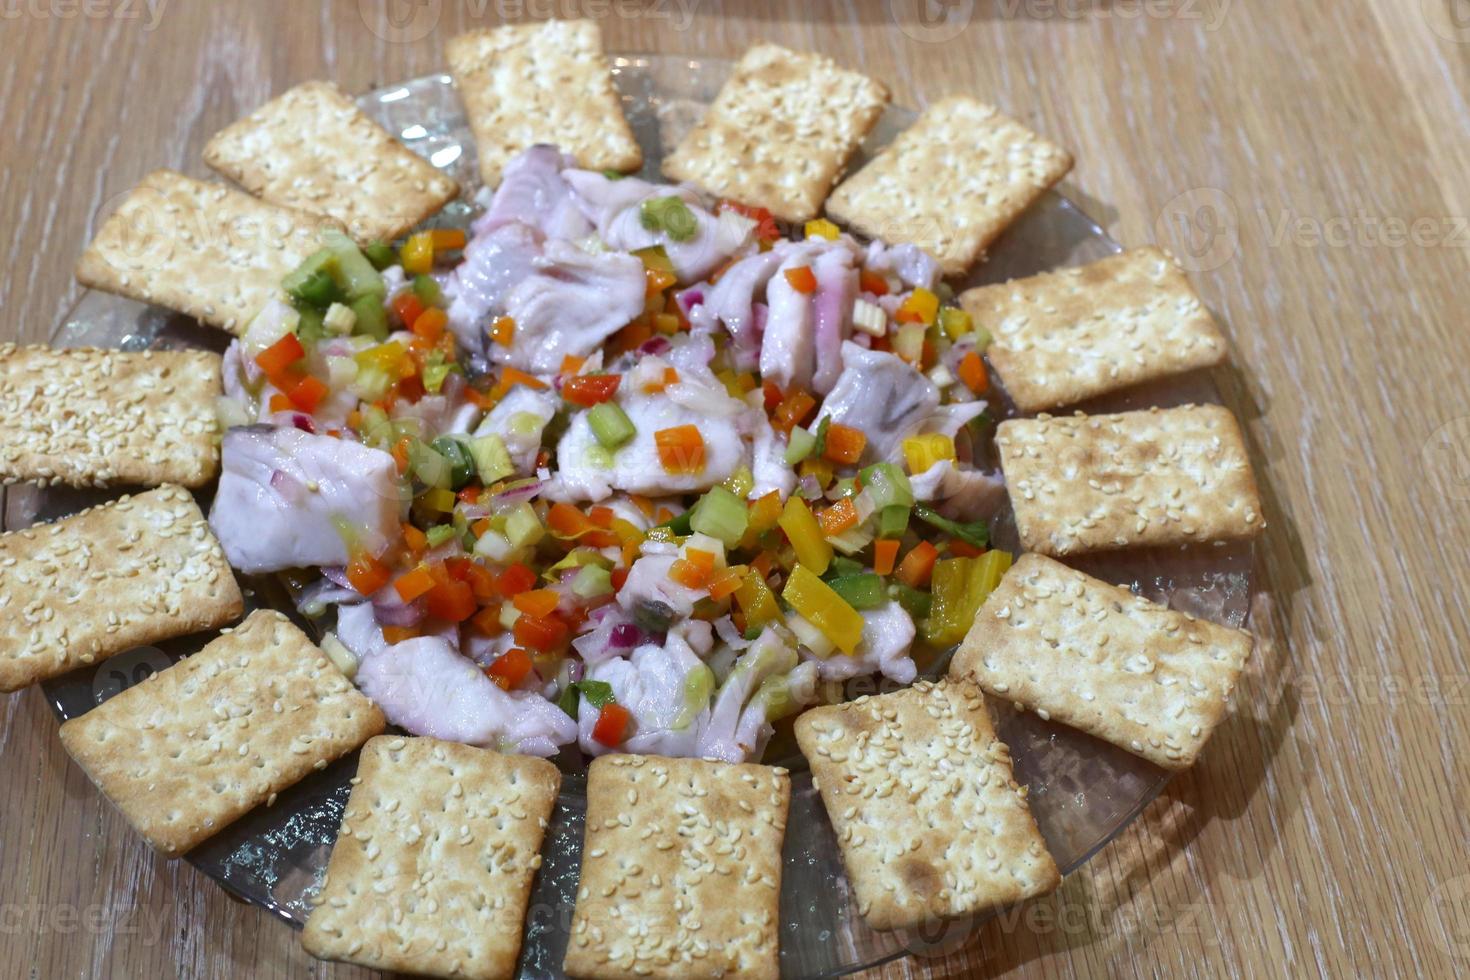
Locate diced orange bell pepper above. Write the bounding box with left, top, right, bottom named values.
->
left=513, top=589, right=561, bottom=619
left=392, top=291, right=426, bottom=328
left=491, top=315, right=516, bottom=348
left=425, top=575, right=476, bottom=622
left=470, top=605, right=503, bottom=636
left=562, top=374, right=621, bottom=407
left=285, top=373, right=329, bottom=413
left=592, top=701, right=632, bottom=746
left=513, top=613, right=569, bottom=652
left=411, top=307, right=447, bottom=342
left=822, top=423, right=867, bottom=465
left=859, top=268, right=890, bottom=296
left=394, top=564, right=437, bottom=603
left=255, top=332, right=305, bottom=378
left=708, top=566, right=745, bottom=601
left=401, top=523, right=428, bottom=557
left=430, top=228, right=467, bottom=250
left=818, top=497, right=860, bottom=537
left=873, top=538, right=900, bottom=576
left=268, top=393, right=292, bottom=413
left=382, top=625, right=419, bottom=645
left=560, top=354, right=586, bottom=375
left=958, top=351, right=989, bottom=394
left=547, top=502, right=596, bottom=539
left=896, top=540, right=940, bottom=589
left=655, top=425, right=705, bottom=474
left=346, top=552, right=391, bottom=595
left=784, top=266, right=817, bottom=293
left=770, top=389, right=816, bottom=434
left=497, top=563, right=537, bottom=596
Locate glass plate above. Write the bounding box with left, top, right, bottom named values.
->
left=14, top=56, right=1255, bottom=978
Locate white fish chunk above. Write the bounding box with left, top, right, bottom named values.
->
left=817, top=341, right=940, bottom=464
left=474, top=384, right=559, bottom=475
left=809, top=246, right=857, bottom=395
left=477, top=145, right=592, bottom=241
left=209, top=426, right=402, bottom=574
left=577, top=621, right=715, bottom=757
left=443, top=221, right=544, bottom=358
left=356, top=636, right=576, bottom=756
left=760, top=247, right=818, bottom=391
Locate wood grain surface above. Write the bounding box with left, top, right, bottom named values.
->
left=2, top=1, right=1467, bottom=977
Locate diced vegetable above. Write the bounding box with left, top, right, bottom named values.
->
left=430, top=228, right=467, bottom=251
left=412, top=274, right=443, bottom=306
left=673, top=664, right=715, bottom=730
left=923, top=550, right=1013, bottom=646
left=255, top=332, right=305, bottom=378
left=571, top=564, right=613, bottom=598
left=425, top=524, right=457, bottom=548
left=514, top=613, right=569, bottom=651
left=873, top=538, right=900, bottom=576
left=734, top=571, right=783, bottom=628
left=912, top=503, right=990, bottom=550
left=859, top=268, right=890, bottom=296
left=782, top=565, right=864, bottom=654
left=486, top=648, right=533, bottom=690
left=430, top=436, right=475, bottom=489
left=346, top=552, right=392, bottom=595
left=322, top=230, right=386, bottom=300
left=902, top=433, right=957, bottom=474
left=788, top=612, right=835, bottom=658
left=349, top=293, right=388, bottom=340
left=939, top=306, right=973, bottom=340
left=585, top=401, right=636, bottom=449
left=401, top=231, right=434, bottom=275
left=362, top=241, right=396, bottom=270
left=784, top=425, right=817, bottom=465
left=746, top=491, right=783, bottom=537
left=468, top=433, right=514, bottom=484
left=323, top=302, right=356, bottom=336
left=817, top=498, right=860, bottom=537
left=408, top=440, right=452, bottom=489
left=784, top=266, right=817, bottom=293
left=889, top=580, right=932, bottom=620
left=860, top=463, right=914, bottom=511
left=722, top=464, right=754, bottom=498
left=491, top=315, right=516, bottom=347
left=655, top=425, right=705, bottom=474
left=826, top=573, right=886, bottom=610
left=513, top=589, right=561, bottom=619
left=958, top=351, right=988, bottom=393
left=282, top=250, right=343, bottom=307
left=771, top=389, right=817, bottom=434
left=893, top=321, right=926, bottom=363
left=563, top=374, right=621, bottom=407
left=852, top=297, right=887, bottom=336
left=411, top=306, right=448, bottom=342
left=394, top=564, right=436, bottom=603
left=823, top=423, right=867, bottom=465
left=896, top=287, right=939, bottom=325
left=592, top=701, right=632, bottom=746
left=805, top=218, right=839, bottom=240
left=639, top=196, right=698, bottom=242
left=777, top=497, right=832, bottom=575
left=689, top=486, right=749, bottom=548
left=896, top=539, right=940, bottom=589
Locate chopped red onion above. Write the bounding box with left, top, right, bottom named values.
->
left=610, top=623, right=642, bottom=648
left=637, top=336, right=672, bottom=356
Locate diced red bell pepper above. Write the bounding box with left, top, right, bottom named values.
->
left=562, top=374, right=621, bottom=407
left=592, top=701, right=632, bottom=746
left=285, top=374, right=329, bottom=413
left=513, top=613, right=569, bottom=652
left=392, top=291, right=426, bottom=329
left=496, top=563, right=537, bottom=596
left=255, top=333, right=305, bottom=378
left=486, top=648, right=533, bottom=690
left=346, top=553, right=391, bottom=595
left=425, top=576, right=476, bottom=622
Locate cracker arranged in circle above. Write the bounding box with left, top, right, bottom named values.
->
left=794, top=679, right=1059, bottom=931
left=446, top=19, right=641, bottom=187
left=962, top=246, right=1227, bottom=412
left=75, top=169, right=341, bottom=335
left=662, top=44, right=889, bottom=224
left=0, top=344, right=222, bottom=489
left=563, top=754, right=790, bottom=980
left=997, top=404, right=1264, bottom=556
left=826, top=96, right=1072, bottom=275
left=0, top=485, right=242, bottom=693
left=302, top=736, right=561, bottom=980
left=951, top=553, right=1253, bottom=769
left=204, top=80, right=459, bottom=244
left=58, top=609, right=384, bottom=856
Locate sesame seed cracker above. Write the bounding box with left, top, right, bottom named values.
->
left=997, top=404, right=1264, bottom=556
left=795, top=679, right=1059, bottom=931
left=563, top=754, right=789, bottom=980
left=59, top=609, right=384, bottom=856
left=951, top=553, right=1253, bottom=769
left=302, top=736, right=560, bottom=980
left=204, top=81, right=459, bottom=244
left=0, top=485, right=242, bottom=693
left=0, top=344, right=223, bottom=489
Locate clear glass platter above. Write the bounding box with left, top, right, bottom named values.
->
left=12, top=55, right=1255, bottom=978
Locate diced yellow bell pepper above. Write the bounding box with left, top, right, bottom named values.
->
left=782, top=565, right=864, bottom=654
left=898, top=287, right=940, bottom=325
left=401, top=232, right=434, bottom=275
left=939, top=306, right=973, bottom=341
left=805, top=218, right=840, bottom=241
left=902, top=433, right=956, bottom=475
left=421, top=487, right=457, bottom=513
left=798, top=456, right=835, bottom=488
left=734, top=571, right=783, bottom=629
left=923, top=550, right=1013, bottom=646
left=777, top=497, right=832, bottom=575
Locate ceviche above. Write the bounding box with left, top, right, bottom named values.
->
left=209, top=145, right=1013, bottom=764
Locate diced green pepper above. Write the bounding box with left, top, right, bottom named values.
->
left=322, top=230, right=385, bottom=300
left=412, top=274, right=443, bottom=306
left=407, top=440, right=451, bottom=489
left=877, top=505, right=911, bottom=539
left=295, top=304, right=327, bottom=342
left=282, top=249, right=341, bottom=307
left=827, top=556, right=864, bottom=579
left=826, top=573, right=886, bottom=610
left=889, top=581, right=932, bottom=620
left=425, top=524, right=457, bottom=548
left=362, top=241, right=397, bottom=270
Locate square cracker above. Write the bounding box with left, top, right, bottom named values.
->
left=564, top=754, right=790, bottom=980
left=204, top=80, right=459, bottom=244
left=962, top=246, right=1228, bottom=412
left=826, top=96, right=1072, bottom=276
left=0, top=344, right=222, bottom=488
left=75, top=169, right=341, bottom=335
left=997, top=404, right=1264, bottom=556
left=794, top=679, right=1059, bottom=931
left=662, top=44, right=889, bottom=224
left=951, top=553, right=1253, bottom=769
left=446, top=20, right=641, bottom=187
left=0, top=485, right=242, bottom=693
left=302, top=736, right=561, bottom=980
left=59, top=608, right=384, bottom=855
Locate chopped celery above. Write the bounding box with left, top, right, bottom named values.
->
left=468, top=433, right=514, bottom=484
left=888, top=581, right=932, bottom=620
left=689, top=486, right=749, bottom=548
left=877, top=505, right=911, bottom=539
left=777, top=498, right=832, bottom=575
left=349, top=293, right=388, bottom=341
left=784, top=425, right=817, bottom=465
left=829, top=521, right=876, bottom=556
left=408, top=440, right=451, bottom=489
left=588, top=401, right=636, bottom=449
left=859, top=462, right=913, bottom=510
left=571, top=564, right=613, bottom=598
left=323, top=302, right=357, bottom=336
left=282, top=249, right=343, bottom=307
left=782, top=565, right=864, bottom=654
left=425, top=524, right=456, bottom=548
left=295, top=305, right=326, bottom=342
left=430, top=436, right=474, bottom=489
left=503, top=502, right=545, bottom=550
left=322, top=230, right=385, bottom=300
left=912, top=504, right=989, bottom=550
left=826, top=573, right=886, bottom=610
left=412, top=274, right=443, bottom=306
left=362, top=241, right=396, bottom=270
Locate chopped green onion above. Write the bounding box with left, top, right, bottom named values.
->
left=430, top=436, right=475, bottom=489
left=412, top=274, right=443, bottom=306
left=580, top=679, right=615, bottom=709
left=826, top=573, right=886, bottom=610
left=425, top=524, right=457, bottom=547
left=362, top=241, right=396, bottom=270
left=784, top=425, right=817, bottom=465
left=571, top=564, right=614, bottom=598
left=639, top=195, right=698, bottom=242
left=468, top=433, right=514, bottom=484
left=859, top=462, right=914, bottom=510
left=689, top=486, right=749, bottom=548
left=587, top=401, right=636, bottom=449
left=877, top=504, right=911, bottom=539
left=912, top=504, right=990, bottom=550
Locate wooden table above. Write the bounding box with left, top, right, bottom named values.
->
left=2, top=1, right=1466, bottom=977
